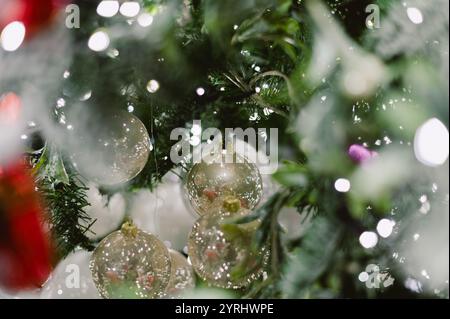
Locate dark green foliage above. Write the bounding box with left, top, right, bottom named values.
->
left=40, top=173, right=95, bottom=259
left=35, top=146, right=94, bottom=258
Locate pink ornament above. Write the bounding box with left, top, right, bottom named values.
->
left=348, top=144, right=377, bottom=164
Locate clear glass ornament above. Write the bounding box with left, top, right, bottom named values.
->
left=185, top=152, right=263, bottom=215
left=69, top=111, right=151, bottom=186
left=165, top=249, right=196, bottom=298
left=90, top=222, right=171, bottom=299
left=188, top=197, right=267, bottom=289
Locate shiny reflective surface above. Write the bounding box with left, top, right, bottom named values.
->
left=90, top=227, right=171, bottom=299
left=165, top=249, right=195, bottom=298
left=70, top=111, right=150, bottom=186
left=188, top=203, right=267, bottom=289
left=186, top=153, right=263, bottom=215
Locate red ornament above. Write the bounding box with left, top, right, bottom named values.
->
left=105, top=270, right=120, bottom=283
left=145, top=275, right=154, bottom=287
left=205, top=249, right=219, bottom=262
left=202, top=189, right=218, bottom=202
left=0, top=0, right=62, bottom=40
left=0, top=92, right=22, bottom=123
left=0, top=159, right=53, bottom=291
left=239, top=198, right=248, bottom=209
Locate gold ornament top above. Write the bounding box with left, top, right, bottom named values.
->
left=121, top=221, right=138, bottom=238
left=222, top=196, right=241, bottom=213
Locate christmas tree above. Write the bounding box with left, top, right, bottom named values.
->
left=0, top=0, right=448, bottom=299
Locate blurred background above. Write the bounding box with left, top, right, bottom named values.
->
left=0, top=0, right=448, bottom=299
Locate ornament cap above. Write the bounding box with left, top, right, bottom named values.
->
left=222, top=196, right=241, bottom=213
left=121, top=220, right=138, bottom=237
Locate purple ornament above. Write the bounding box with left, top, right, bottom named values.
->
left=348, top=144, right=377, bottom=164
